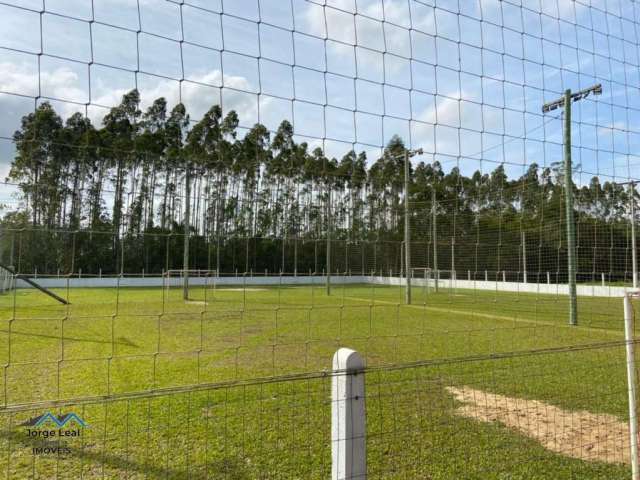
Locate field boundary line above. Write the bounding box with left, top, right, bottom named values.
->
left=344, top=295, right=624, bottom=337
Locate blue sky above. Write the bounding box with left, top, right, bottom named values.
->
left=0, top=0, right=638, bottom=206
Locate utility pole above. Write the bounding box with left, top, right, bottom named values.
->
left=522, top=230, right=527, bottom=284
left=432, top=187, right=439, bottom=293
left=326, top=187, right=332, bottom=296
left=400, top=148, right=423, bottom=304
left=183, top=160, right=191, bottom=301
left=542, top=83, right=602, bottom=326
left=617, top=180, right=638, bottom=289
left=404, top=151, right=411, bottom=304
left=294, top=236, right=298, bottom=277
left=563, top=89, right=577, bottom=326
left=632, top=182, right=638, bottom=290
left=216, top=235, right=220, bottom=277
left=451, top=238, right=455, bottom=287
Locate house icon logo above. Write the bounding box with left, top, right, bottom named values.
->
left=21, top=412, right=87, bottom=428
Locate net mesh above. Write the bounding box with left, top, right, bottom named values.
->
left=0, top=0, right=638, bottom=477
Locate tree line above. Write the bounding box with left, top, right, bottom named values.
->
left=2, top=90, right=637, bottom=278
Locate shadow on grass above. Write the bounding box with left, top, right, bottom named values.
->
left=0, top=427, right=252, bottom=479
left=0, top=329, right=138, bottom=347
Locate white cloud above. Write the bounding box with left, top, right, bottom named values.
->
left=0, top=58, right=267, bottom=129
left=0, top=0, right=630, bottom=183
left=418, top=92, right=460, bottom=127
left=302, top=0, right=420, bottom=67
left=0, top=60, right=39, bottom=98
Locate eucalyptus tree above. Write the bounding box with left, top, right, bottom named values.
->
left=237, top=123, right=271, bottom=237
left=134, top=98, right=168, bottom=231
left=6, top=93, right=639, bottom=278
left=335, top=150, right=367, bottom=240
left=298, top=145, right=325, bottom=237
left=9, top=102, right=64, bottom=226
left=198, top=106, right=238, bottom=238
left=368, top=135, right=410, bottom=236
left=266, top=120, right=298, bottom=238
left=161, top=103, right=189, bottom=229
left=518, top=164, right=542, bottom=218
left=102, top=90, right=142, bottom=237
left=58, top=112, right=98, bottom=229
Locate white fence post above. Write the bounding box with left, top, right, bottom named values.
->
left=625, top=293, right=640, bottom=480
left=332, top=348, right=366, bottom=480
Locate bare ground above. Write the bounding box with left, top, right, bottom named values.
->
left=446, top=386, right=631, bottom=464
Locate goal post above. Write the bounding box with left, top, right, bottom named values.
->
left=163, top=269, right=218, bottom=301
left=410, top=267, right=436, bottom=294
left=0, top=264, right=14, bottom=294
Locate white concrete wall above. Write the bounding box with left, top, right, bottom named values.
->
left=15, top=274, right=632, bottom=298
left=368, top=275, right=631, bottom=298
left=16, top=275, right=369, bottom=289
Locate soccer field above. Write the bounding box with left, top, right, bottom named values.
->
left=3, top=0, right=640, bottom=475
left=0, top=284, right=634, bottom=479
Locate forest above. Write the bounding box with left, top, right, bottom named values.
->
left=1, top=90, right=637, bottom=279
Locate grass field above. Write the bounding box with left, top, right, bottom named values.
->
left=0, top=282, right=636, bottom=478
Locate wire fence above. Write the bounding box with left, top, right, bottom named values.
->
left=0, top=263, right=631, bottom=404
left=0, top=225, right=638, bottom=285
left=0, top=337, right=634, bottom=479
left=1, top=0, right=640, bottom=477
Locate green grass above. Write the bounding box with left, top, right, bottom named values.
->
left=0, top=283, right=635, bottom=478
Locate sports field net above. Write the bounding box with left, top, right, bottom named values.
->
left=0, top=0, right=639, bottom=477
left=0, top=265, right=13, bottom=294
left=0, top=340, right=633, bottom=478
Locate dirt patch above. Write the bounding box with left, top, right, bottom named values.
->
left=447, top=386, right=631, bottom=464
left=185, top=300, right=207, bottom=305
